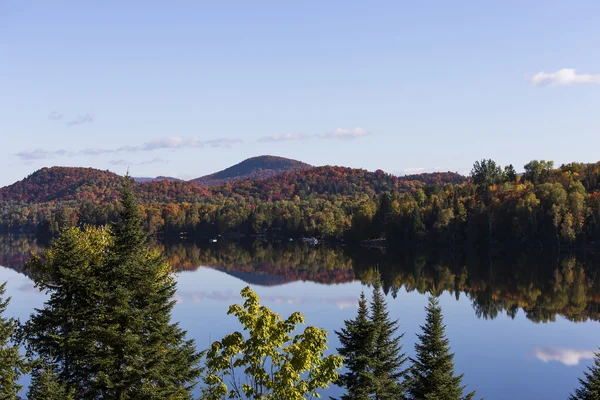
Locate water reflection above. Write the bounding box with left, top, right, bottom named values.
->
left=533, top=347, right=596, bottom=366
left=2, top=234, right=600, bottom=323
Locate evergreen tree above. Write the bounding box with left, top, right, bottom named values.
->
left=27, top=361, right=75, bottom=400
left=570, top=350, right=600, bottom=400
left=0, top=282, right=27, bottom=400
left=93, top=177, right=202, bottom=399
left=370, top=273, right=408, bottom=400
left=25, top=226, right=110, bottom=395
left=407, top=296, right=476, bottom=400
left=335, top=291, right=375, bottom=400
left=25, top=178, right=202, bottom=399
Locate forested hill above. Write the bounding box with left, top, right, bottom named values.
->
left=189, top=155, right=313, bottom=186
left=220, top=166, right=466, bottom=200
left=0, top=167, right=124, bottom=203
left=0, top=164, right=462, bottom=204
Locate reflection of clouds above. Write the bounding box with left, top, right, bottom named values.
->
left=175, top=291, right=357, bottom=310
left=533, top=347, right=596, bottom=366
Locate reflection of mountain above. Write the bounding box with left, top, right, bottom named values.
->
left=3, top=234, right=600, bottom=324
left=159, top=241, right=356, bottom=285
left=205, top=267, right=296, bottom=286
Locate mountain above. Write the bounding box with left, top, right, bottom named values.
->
left=189, top=155, right=313, bottom=186
left=0, top=167, right=124, bottom=203
left=0, top=159, right=467, bottom=205
left=133, top=176, right=181, bottom=183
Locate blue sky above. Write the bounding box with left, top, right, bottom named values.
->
left=1, top=0, right=599, bottom=186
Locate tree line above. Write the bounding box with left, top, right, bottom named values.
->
left=1, top=160, right=600, bottom=247
left=1, top=182, right=600, bottom=398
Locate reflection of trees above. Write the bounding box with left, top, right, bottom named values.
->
left=351, top=248, right=600, bottom=323
left=0, top=235, right=47, bottom=274
left=3, top=234, right=600, bottom=323
left=156, top=240, right=356, bottom=284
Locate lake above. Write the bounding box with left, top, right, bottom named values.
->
left=1, top=234, right=599, bottom=399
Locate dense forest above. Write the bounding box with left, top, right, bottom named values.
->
left=1, top=159, right=600, bottom=248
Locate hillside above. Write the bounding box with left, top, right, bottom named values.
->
left=133, top=176, right=181, bottom=183
left=0, top=167, right=124, bottom=203
left=190, top=155, right=313, bottom=186
left=0, top=163, right=467, bottom=205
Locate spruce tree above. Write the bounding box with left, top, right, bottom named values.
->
left=25, top=178, right=202, bottom=399
left=370, top=273, right=408, bottom=400
left=335, top=291, right=375, bottom=400
left=27, top=361, right=75, bottom=400
left=407, top=296, right=476, bottom=400
left=0, top=282, right=27, bottom=400
left=25, top=226, right=109, bottom=395
left=570, top=350, right=600, bottom=400
left=93, top=177, right=202, bottom=399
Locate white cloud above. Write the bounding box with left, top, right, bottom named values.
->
left=14, top=149, right=72, bottom=160
left=15, top=136, right=243, bottom=161
left=322, top=127, right=369, bottom=139
left=259, top=128, right=370, bottom=143
left=530, top=68, right=600, bottom=86
left=258, top=133, right=309, bottom=142
left=533, top=347, right=596, bottom=366
left=118, top=136, right=243, bottom=152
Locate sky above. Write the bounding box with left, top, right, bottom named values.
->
left=1, top=0, right=599, bottom=187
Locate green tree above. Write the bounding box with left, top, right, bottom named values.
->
left=0, top=282, right=27, bottom=400
left=570, top=350, right=600, bottom=399
left=503, top=164, right=518, bottom=183
left=370, top=274, right=408, bottom=399
left=335, top=292, right=375, bottom=400
left=407, top=296, right=476, bottom=400
left=25, top=178, right=202, bottom=399
left=27, top=361, right=75, bottom=400
left=524, top=160, right=554, bottom=185
left=470, top=159, right=503, bottom=188
left=202, top=286, right=343, bottom=400
left=25, top=226, right=110, bottom=395
left=94, top=178, right=202, bottom=399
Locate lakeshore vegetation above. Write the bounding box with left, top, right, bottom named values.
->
left=1, top=159, right=599, bottom=248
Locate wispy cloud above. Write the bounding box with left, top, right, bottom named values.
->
left=322, top=127, right=369, bottom=139
left=14, top=149, right=69, bottom=161
left=118, top=136, right=244, bottom=152
left=259, top=128, right=370, bottom=143
left=109, top=157, right=170, bottom=166
left=533, top=347, right=596, bottom=366
left=15, top=136, right=243, bottom=161
left=48, top=111, right=63, bottom=120
left=258, top=133, right=310, bottom=142
left=530, top=68, right=600, bottom=86
left=67, top=113, right=94, bottom=127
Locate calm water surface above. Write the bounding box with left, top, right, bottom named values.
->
left=1, top=235, right=599, bottom=399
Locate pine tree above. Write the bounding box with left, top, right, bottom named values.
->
left=407, top=296, right=476, bottom=400
left=370, top=273, right=408, bottom=400
left=25, top=226, right=111, bottom=396
left=0, top=282, right=27, bottom=400
left=25, top=178, right=202, bottom=399
left=335, top=291, right=375, bottom=400
left=93, top=177, right=202, bottom=399
left=27, top=361, right=75, bottom=400
left=570, top=350, right=600, bottom=400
